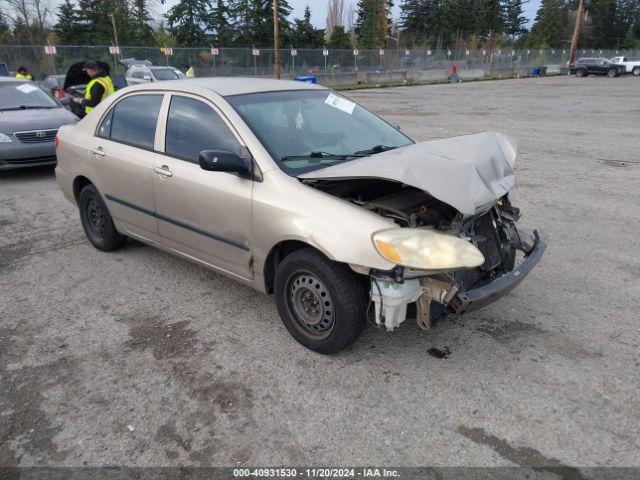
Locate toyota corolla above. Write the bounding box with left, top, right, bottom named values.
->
left=55, top=78, right=545, bottom=353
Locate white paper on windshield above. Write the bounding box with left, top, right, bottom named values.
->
left=325, top=93, right=356, bottom=115
left=15, top=83, right=38, bottom=94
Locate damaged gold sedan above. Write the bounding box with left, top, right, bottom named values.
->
left=55, top=78, right=545, bottom=353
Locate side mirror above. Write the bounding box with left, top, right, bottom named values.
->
left=393, top=123, right=401, bottom=131
left=199, top=150, right=252, bottom=178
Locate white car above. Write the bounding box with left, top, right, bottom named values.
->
left=608, top=56, right=640, bottom=76
left=125, top=65, right=186, bottom=85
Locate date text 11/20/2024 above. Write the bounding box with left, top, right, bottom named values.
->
left=233, top=468, right=400, bottom=477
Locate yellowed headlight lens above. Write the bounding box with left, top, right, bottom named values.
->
left=372, top=228, right=485, bottom=271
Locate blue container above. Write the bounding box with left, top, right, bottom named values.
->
left=294, top=75, right=317, bottom=84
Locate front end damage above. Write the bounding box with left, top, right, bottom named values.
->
left=365, top=199, right=546, bottom=331
left=300, top=131, right=546, bottom=331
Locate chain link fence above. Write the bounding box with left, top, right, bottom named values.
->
left=2, top=45, right=639, bottom=84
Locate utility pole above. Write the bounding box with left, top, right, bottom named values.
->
left=108, top=13, right=122, bottom=73
left=273, top=0, right=281, bottom=79
left=568, top=0, right=585, bottom=67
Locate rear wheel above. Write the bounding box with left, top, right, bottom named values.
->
left=575, top=68, right=586, bottom=77
left=274, top=248, right=367, bottom=354
left=633, top=67, right=640, bottom=76
left=607, top=68, right=617, bottom=78
left=78, top=184, right=126, bottom=251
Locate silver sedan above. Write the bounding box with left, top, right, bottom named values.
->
left=0, top=78, right=77, bottom=170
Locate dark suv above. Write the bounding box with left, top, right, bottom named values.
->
left=569, top=58, right=624, bottom=77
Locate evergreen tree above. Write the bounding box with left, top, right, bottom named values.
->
left=291, top=6, right=325, bottom=47
left=400, top=0, right=428, bottom=44
left=54, top=0, right=81, bottom=44
left=504, top=0, right=528, bottom=37
left=327, top=24, right=353, bottom=48
left=527, top=0, right=569, bottom=47
left=210, top=0, right=233, bottom=46
left=355, top=0, right=391, bottom=47
left=478, top=0, right=506, bottom=39
left=587, top=0, right=619, bottom=46
left=0, top=9, right=12, bottom=42
left=130, top=0, right=155, bottom=45
left=228, top=0, right=292, bottom=46
left=75, top=0, right=103, bottom=44
left=164, top=0, right=210, bottom=45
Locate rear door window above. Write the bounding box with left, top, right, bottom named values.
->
left=164, top=96, right=240, bottom=163
left=109, top=94, right=163, bottom=150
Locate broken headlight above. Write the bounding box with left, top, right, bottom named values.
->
left=372, top=228, right=485, bottom=271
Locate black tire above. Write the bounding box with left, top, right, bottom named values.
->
left=78, top=184, right=126, bottom=251
left=633, top=67, right=640, bottom=76
left=274, top=248, right=368, bottom=354
left=575, top=68, right=586, bottom=78
left=607, top=68, right=617, bottom=78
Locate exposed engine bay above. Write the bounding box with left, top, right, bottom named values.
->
left=304, top=177, right=542, bottom=331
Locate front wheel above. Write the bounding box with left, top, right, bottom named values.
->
left=78, top=184, right=126, bottom=251
left=575, top=69, right=586, bottom=77
left=607, top=68, right=617, bottom=78
left=274, top=248, right=368, bottom=354
left=633, top=67, right=640, bottom=76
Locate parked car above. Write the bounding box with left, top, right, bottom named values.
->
left=569, top=58, right=624, bottom=77
left=42, top=74, right=70, bottom=100
left=53, top=60, right=123, bottom=117
left=0, top=77, right=77, bottom=170
left=608, top=56, right=640, bottom=76
left=125, top=65, right=186, bottom=85
left=55, top=78, right=545, bottom=353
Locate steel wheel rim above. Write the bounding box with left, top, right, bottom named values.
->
left=86, top=197, right=105, bottom=239
left=285, top=271, right=335, bottom=340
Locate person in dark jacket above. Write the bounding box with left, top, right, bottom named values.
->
left=72, top=60, right=114, bottom=117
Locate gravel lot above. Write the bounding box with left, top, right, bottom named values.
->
left=1, top=75, right=639, bottom=470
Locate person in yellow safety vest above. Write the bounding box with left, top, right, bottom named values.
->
left=15, top=66, right=33, bottom=80
left=72, top=60, right=114, bottom=117
left=185, top=64, right=195, bottom=78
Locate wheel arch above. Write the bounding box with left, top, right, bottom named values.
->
left=72, top=175, right=94, bottom=203
left=263, top=240, right=331, bottom=295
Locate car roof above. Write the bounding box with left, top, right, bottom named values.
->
left=123, top=77, right=326, bottom=97
left=0, top=76, right=32, bottom=83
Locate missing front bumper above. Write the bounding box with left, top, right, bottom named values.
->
left=448, top=232, right=546, bottom=315
left=370, top=231, right=546, bottom=331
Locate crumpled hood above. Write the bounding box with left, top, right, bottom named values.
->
left=299, top=131, right=517, bottom=216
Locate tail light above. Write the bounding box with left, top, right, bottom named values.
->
left=54, top=135, right=59, bottom=149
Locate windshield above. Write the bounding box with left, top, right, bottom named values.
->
left=153, top=68, right=186, bottom=80
left=227, top=90, right=413, bottom=174
left=0, top=82, right=58, bottom=110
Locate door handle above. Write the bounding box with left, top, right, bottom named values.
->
left=153, top=165, right=173, bottom=177
left=91, top=147, right=105, bottom=157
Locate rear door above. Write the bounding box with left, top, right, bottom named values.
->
left=151, top=93, right=253, bottom=279
left=91, top=92, right=166, bottom=244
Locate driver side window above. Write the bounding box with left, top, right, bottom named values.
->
left=165, top=96, right=241, bottom=163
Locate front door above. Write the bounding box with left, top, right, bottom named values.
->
left=152, top=94, right=253, bottom=279
left=91, top=93, right=165, bottom=245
